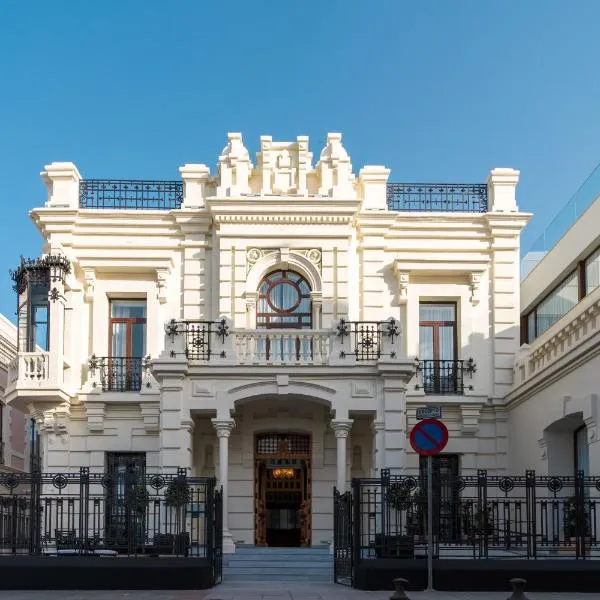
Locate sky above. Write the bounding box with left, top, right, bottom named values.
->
left=1, top=0, right=599, bottom=322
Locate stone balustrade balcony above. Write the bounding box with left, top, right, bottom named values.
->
left=5, top=351, right=70, bottom=411
left=162, top=318, right=402, bottom=368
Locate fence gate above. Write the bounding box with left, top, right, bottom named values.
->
left=333, top=488, right=354, bottom=586
left=212, top=487, right=223, bottom=585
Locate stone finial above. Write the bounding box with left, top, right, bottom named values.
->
left=40, top=162, right=82, bottom=209
left=217, top=133, right=252, bottom=196
left=316, top=133, right=354, bottom=198
left=180, top=163, right=211, bottom=208
left=487, top=168, right=520, bottom=212
left=359, top=165, right=390, bottom=210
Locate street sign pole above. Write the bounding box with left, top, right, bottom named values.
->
left=409, top=418, right=449, bottom=594
left=426, top=454, right=433, bottom=592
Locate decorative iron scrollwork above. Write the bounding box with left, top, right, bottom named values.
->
left=165, top=318, right=180, bottom=338
left=52, top=474, right=68, bottom=490
left=386, top=182, right=488, bottom=213
left=336, top=319, right=349, bottom=339
left=216, top=318, right=229, bottom=342
left=10, top=254, right=71, bottom=294
left=168, top=320, right=228, bottom=361
left=384, top=318, right=399, bottom=342
left=79, top=179, right=183, bottom=210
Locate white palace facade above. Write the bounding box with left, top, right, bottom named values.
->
left=4, top=132, right=531, bottom=552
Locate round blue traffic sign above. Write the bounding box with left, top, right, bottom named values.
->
left=409, top=418, right=448, bottom=456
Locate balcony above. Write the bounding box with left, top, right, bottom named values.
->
left=164, top=318, right=401, bottom=367
left=79, top=180, right=183, bottom=210
left=414, top=359, right=476, bottom=395
left=88, top=356, right=148, bottom=392
left=7, top=352, right=50, bottom=386
left=4, top=351, right=70, bottom=411
left=386, top=183, right=488, bottom=213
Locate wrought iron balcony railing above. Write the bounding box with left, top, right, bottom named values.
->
left=165, top=318, right=399, bottom=365
left=88, top=356, right=149, bottom=392
left=336, top=319, right=399, bottom=362
left=417, top=359, right=471, bottom=395
left=165, top=319, right=230, bottom=361
left=79, top=180, right=183, bottom=210
left=386, top=183, right=488, bottom=213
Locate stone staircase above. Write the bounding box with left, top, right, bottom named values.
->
left=223, top=546, right=333, bottom=582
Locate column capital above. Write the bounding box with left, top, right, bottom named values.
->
left=331, top=419, right=353, bottom=438
left=371, top=419, right=385, bottom=433
left=212, top=418, right=235, bottom=437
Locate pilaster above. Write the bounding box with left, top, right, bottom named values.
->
left=377, top=359, right=415, bottom=473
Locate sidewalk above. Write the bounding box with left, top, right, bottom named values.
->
left=0, top=584, right=598, bottom=600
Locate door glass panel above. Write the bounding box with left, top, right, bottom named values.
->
left=111, top=322, right=128, bottom=356
left=132, top=323, right=146, bottom=357
left=438, top=326, right=455, bottom=360
left=419, top=325, right=434, bottom=360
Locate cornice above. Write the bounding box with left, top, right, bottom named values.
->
left=212, top=214, right=354, bottom=225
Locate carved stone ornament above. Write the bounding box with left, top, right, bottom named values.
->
left=246, top=248, right=263, bottom=264
left=307, top=248, right=322, bottom=265
left=470, top=272, right=483, bottom=306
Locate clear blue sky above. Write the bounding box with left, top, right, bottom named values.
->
left=1, top=0, right=599, bottom=322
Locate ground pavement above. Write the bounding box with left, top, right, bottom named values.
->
left=0, top=583, right=598, bottom=600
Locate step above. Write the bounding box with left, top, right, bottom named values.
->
left=223, top=546, right=333, bottom=582
left=225, top=554, right=331, bottom=563
left=224, top=574, right=333, bottom=582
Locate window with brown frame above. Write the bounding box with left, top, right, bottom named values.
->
left=107, top=300, right=147, bottom=392
left=419, top=302, right=461, bottom=394
left=419, top=302, right=457, bottom=361
left=257, top=270, right=312, bottom=329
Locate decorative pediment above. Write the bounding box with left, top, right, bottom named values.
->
left=213, top=132, right=357, bottom=199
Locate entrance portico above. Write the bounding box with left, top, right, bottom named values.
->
left=192, top=396, right=378, bottom=553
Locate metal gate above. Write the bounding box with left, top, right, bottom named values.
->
left=333, top=488, right=354, bottom=586
left=212, top=487, right=223, bottom=585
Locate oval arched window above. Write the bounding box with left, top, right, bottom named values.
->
left=257, top=270, right=312, bottom=329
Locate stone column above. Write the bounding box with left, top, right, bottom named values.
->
left=331, top=419, right=353, bottom=491
left=212, top=418, right=236, bottom=554
left=371, top=419, right=385, bottom=477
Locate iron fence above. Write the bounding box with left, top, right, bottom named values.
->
left=334, top=469, right=600, bottom=585
left=0, top=467, right=222, bottom=577
left=79, top=180, right=183, bottom=210
left=386, top=183, right=488, bottom=213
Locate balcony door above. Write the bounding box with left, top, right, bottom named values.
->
left=108, top=300, right=147, bottom=391
left=419, top=303, right=458, bottom=394
left=257, top=270, right=312, bottom=361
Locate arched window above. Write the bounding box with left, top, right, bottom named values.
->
left=257, top=270, right=312, bottom=329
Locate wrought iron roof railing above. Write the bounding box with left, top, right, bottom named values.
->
left=79, top=179, right=183, bottom=210
left=386, top=183, right=488, bottom=213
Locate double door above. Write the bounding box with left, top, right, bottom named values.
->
left=254, top=460, right=311, bottom=547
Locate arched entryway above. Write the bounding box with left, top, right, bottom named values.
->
left=254, top=432, right=312, bottom=547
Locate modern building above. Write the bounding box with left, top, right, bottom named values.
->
left=4, top=132, right=529, bottom=553
left=0, top=314, right=28, bottom=472
left=508, top=192, right=600, bottom=477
